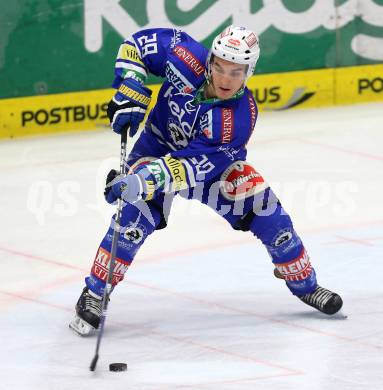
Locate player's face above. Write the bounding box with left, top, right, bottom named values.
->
left=209, top=57, right=247, bottom=99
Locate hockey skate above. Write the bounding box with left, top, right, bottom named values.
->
left=69, top=288, right=103, bottom=336
left=298, top=286, right=343, bottom=315
left=273, top=268, right=343, bottom=315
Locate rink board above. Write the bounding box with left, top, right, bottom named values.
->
left=0, top=64, right=382, bottom=139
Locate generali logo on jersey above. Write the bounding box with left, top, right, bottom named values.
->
left=221, top=107, right=234, bottom=143
left=173, top=46, right=205, bottom=76
left=248, top=95, right=257, bottom=129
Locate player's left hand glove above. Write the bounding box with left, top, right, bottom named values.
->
left=107, top=78, right=152, bottom=137
left=104, top=168, right=155, bottom=204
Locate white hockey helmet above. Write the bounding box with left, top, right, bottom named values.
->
left=207, top=25, right=260, bottom=81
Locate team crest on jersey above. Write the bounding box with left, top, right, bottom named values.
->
left=220, top=161, right=268, bottom=201
left=168, top=118, right=188, bottom=147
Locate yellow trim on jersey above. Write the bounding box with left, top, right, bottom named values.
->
left=144, top=180, right=155, bottom=201
left=163, top=157, right=188, bottom=192
left=118, top=43, right=145, bottom=67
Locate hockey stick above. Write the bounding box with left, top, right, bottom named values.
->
left=90, top=128, right=128, bottom=372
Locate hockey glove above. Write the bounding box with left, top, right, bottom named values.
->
left=107, top=78, right=152, bottom=137
left=104, top=169, right=119, bottom=204
left=104, top=168, right=155, bottom=204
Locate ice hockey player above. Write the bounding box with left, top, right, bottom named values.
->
left=69, top=26, right=343, bottom=336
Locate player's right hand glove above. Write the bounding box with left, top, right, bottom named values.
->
left=104, top=169, right=119, bottom=204
left=107, top=78, right=152, bottom=137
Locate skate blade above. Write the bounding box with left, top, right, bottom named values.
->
left=69, top=315, right=96, bottom=336
left=332, top=309, right=348, bottom=320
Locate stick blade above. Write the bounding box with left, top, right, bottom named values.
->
left=90, top=353, right=99, bottom=371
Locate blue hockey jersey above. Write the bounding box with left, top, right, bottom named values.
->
left=90, top=28, right=320, bottom=300
left=113, top=28, right=258, bottom=196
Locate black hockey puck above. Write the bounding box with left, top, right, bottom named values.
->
left=109, top=363, right=127, bottom=372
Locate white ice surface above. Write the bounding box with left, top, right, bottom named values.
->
left=0, top=102, right=382, bottom=390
